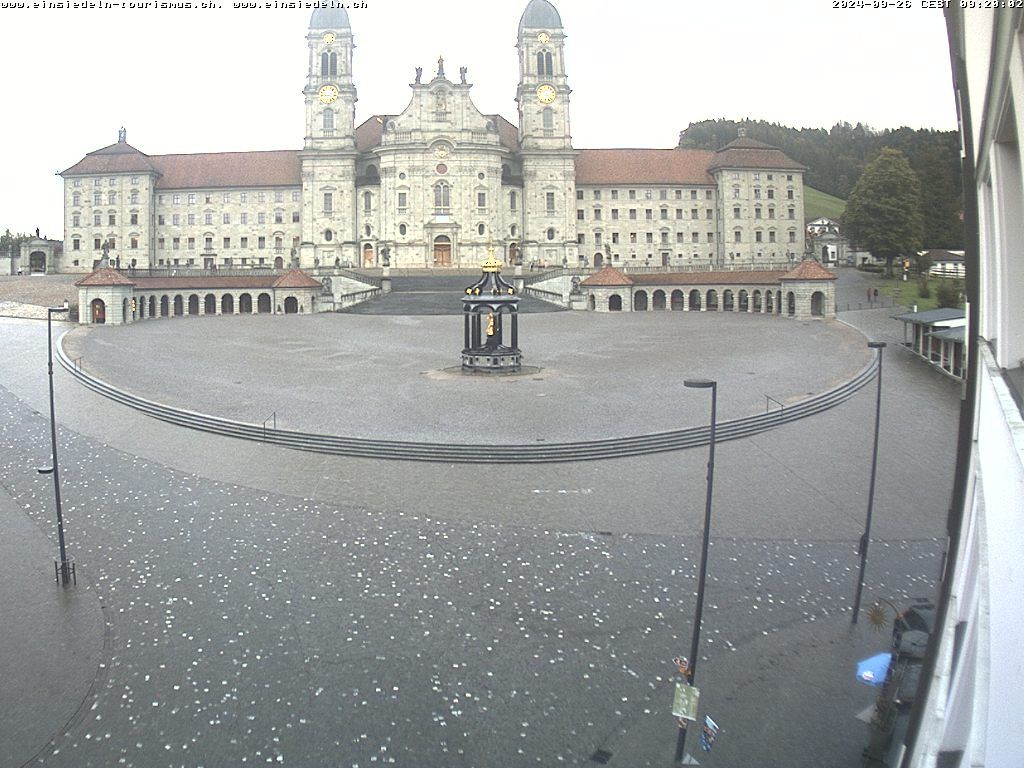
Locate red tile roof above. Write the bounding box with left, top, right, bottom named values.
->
left=581, top=267, right=633, bottom=286
left=628, top=271, right=790, bottom=286
left=272, top=269, right=323, bottom=288
left=355, top=116, right=385, bottom=152
left=75, top=268, right=135, bottom=286
left=708, top=137, right=807, bottom=172
left=575, top=149, right=716, bottom=185
left=781, top=259, right=836, bottom=281
left=61, top=141, right=161, bottom=176
left=152, top=150, right=301, bottom=190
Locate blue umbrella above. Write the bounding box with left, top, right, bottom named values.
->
left=856, top=652, right=892, bottom=686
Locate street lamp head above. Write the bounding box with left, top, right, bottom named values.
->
left=867, top=341, right=887, bottom=349
left=684, top=378, right=717, bottom=389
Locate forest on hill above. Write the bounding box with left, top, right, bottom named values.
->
left=678, top=119, right=964, bottom=249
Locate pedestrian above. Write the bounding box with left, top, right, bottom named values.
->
left=873, top=288, right=879, bottom=303
left=867, top=287, right=872, bottom=304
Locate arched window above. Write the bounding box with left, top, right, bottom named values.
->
left=365, top=225, right=371, bottom=237
left=324, top=229, right=333, bottom=242
left=434, top=183, right=450, bottom=211
left=545, top=51, right=553, bottom=75
left=329, top=52, right=338, bottom=76
left=478, top=223, right=485, bottom=236
left=321, top=52, right=329, bottom=76
left=363, top=191, right=372, bottom=213
left=542, top=108, right=554, bottom=133
left=510, top=225, right=517, bottom=237
left=322, top=108, right=334, bottom=131
left=399, top=224, right=407, bottom=236
left=509, top=191, right=517, bottom=211
left=546, top=227, right=555, bottom=241
left=536, top=50, right=553, bottom=75
left=536, top=51, right=545, bottom=74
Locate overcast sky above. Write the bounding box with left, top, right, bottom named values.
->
left=0, top=0, right=957, bottom=238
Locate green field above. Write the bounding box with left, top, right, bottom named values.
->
left=804, top=187, right=846, bottom=222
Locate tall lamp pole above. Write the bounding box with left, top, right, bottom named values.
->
left=852, top=341, right=886, bottom=624
left=39, top=300, right=73, bottom=585
left=675, top=378, right=717, bottom=764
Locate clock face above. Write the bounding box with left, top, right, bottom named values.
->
left=536, top=84, right=556, bottom=104
left=537, top=31, right=550, bottom=44
left=322, top=32, right=336, bottom=44
left=318, top=85, right=339, bottom=104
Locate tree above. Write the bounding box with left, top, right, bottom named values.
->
left=842, top=148, right=924, bottom=277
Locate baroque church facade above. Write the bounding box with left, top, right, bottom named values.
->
left=59, top=0, right=807, bottom=274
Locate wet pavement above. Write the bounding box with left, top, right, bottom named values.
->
left=0, top=267, right=963, bottom=767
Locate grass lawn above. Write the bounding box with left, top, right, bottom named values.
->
left=870, top=273, right=964, bottom=312
left=804, top=187, right=846, bottom=222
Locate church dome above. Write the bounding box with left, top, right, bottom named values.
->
left=518, top=0, right=562, bottom=32
left=310, top=7, right=350, bottom=29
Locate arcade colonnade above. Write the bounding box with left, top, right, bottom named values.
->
left=75, top=268, right=323, bottom=325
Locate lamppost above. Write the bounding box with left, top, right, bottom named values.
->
left=674, top=378, right=717, bottom=764
left=38, top=300, right=73, bottom=585
left=852, top=341, right=886, bottom=624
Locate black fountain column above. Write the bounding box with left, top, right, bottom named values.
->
left=461, top=249, right=522, bottom=373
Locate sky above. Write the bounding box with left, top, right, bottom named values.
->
left=0, top=0, right=958, bottom=239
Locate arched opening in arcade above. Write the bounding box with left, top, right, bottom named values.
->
left=173, top=295, right=184, bottom=316
left=752, top=290, right=762, bottom=312
left=787, top=291, right=796, bottom=316
left=723, top=290, right=734, bottom=312
left=205, top=294, right=217, bottom=315
left=776, top=291, right=784, bottom=315
left=257, top=293, right=272, bottom=314
left=688, top=289, right=701, bottom=311
left=239, top=293, right=253, bottom=314
left=29, top=251, right=46, bottom=273
left=706, top=290, right=719, bottom=311
left=284, top=296, right=299, bottom=314
left=188, top=294, right=200, bottom=315
left=652, top=290, right=666, bottom=310
left=608, top=294, right=622, bottom=312
left=766, top=291, right=775, bottom=313
left=433, top=236, right=451, bottom=267
left=222, top=294, right=234, bottom=315
left=739, top=290, right=749, bottom=312
left=138, top=296, right=146, bottom=319
left=90, top=298, right=106, bottom=324
left=122, top=298, right=129, bottom=322
left=588, top=294, right=596, bottom=310
left=633, top=290, right=648, bottom=311
left=160, top=296, right=169, bottom=317
left=671, top=290, right=684, bottom=311
left=811, top=291, right=825, bottom=317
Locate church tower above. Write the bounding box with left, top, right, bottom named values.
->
left=516, top=0, right=577, bottom=266
left=299, top=7, right=358, bottom=268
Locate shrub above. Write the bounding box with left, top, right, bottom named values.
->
left=918, top=277, right=931, bottom=299
left=936, top=281, right=962, bottom=308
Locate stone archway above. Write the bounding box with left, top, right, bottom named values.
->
left=723, top=290, right=734, bottom=311
left=160, top=295, right=169, bottom=317
left=284, top=296, right=298, bottom=314
left=274, top=256, right=284, bottom=269
left=239, top=293, right=253, bottom=314
left=652, top=290, right=666, bottom=310
left=608, top=294, right=622, bottom=312
left=671, top=290, right=684, bottom=311
left=29, top=251, right=46, bottom=273
left=688, top=289, right=701, bottom=311
left=811, top=291, right=825, bottom=317
left=257, top=293, right=272, bottom=313
left=188, top=294, right=200, bottom=315
left=787, top=291, right=796, bottom=317
left=706, top=290, right=719, bottom=311
left=633, top=290, right=648, bottom=311
left=90, top=298, right=106, bottom=324
left=363, top=243, right=376, bottom=267
left=222, top=294, right=235, bottom=315
left=205, top=294, right=217, bottom=315
left=433, top=236, right=451, bottom=267
left=173, top=295, right=184, bottom=316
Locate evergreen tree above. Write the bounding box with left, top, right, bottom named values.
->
left=843, top=149, right=924, bottom=277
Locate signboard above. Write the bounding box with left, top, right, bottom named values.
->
left=672, top=681, right=700, bottom=722
left=700, top=715, right=719, bottom=752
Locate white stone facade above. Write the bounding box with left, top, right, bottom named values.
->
left=59, top=0, right=806, bottom=275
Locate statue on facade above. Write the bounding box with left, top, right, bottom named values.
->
left=459, top=66, right=467, bottom=84
left=414, top=66, right=422, bottom=84
left=437, top=55, right=444, bottom=78
left=118, top=126, right=127, bottom=143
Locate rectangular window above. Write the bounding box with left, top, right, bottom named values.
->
left=292, top=212, right=300, bottom=223
left=676, top=209, right=683, bottom=220
left=576, top=190, right=584, bottom=200
left=478, top=192, right=487, bottom=209
left=94, top=238, right=102, bottom=250
left=733, top=188, right=740, bottom=199
left=753, top=173, right=760, bottom=180
left=509, top=191, right=517, bottom=211
left=629, top=209, right=637, bottom=220
left=93, top=213, right=101, bottom=226
left=240, top=192, right=248, bottom=203
left=577, top=209, right=585, bottom=220
left=789, top=231, right=796, bottom=243
left=258, top=236, right=266, bottom=249
left=257, top=192, right=266, bottom=203
left=188, top=237, right=196, bottom=249
left=577, top=234, right=585, bottom=244
left=72, top=213, right=80, bottom=227
left=707, top=232, right=714, bottom=242
left=733, top=207, right=740, bottom=218
left=292, top=190, right=300, bottom=202
left=629, top=233, right=637, bottom=243
left=660, top=209, right=668, bottom=220
left=205, top=236, right=213, bottom=250
left=646, top=233, right=653, bottom=244
left=706, top=190, right=712, bottom=200
left=275, top=211, right=283, bottom=224
left=205, top=213, right=213, bottom=225
left=611, top=209, right=619, bottom=220
left=628, top=190, right=636, bottom=200
left=172, top=214, right=180, bottom=226
left=258, top=212, right=266, bottom=225
left=768, top=209, right=775, bottom=219
left=224, top=237, right=231, bottom=249
left=645, top=209, right=653, bottom=220
left=398, top=192, right=408, bottom=209
left=661, top=232, right=669, bottom=244
left=130, top=190, right=139, bottom=204
left=205, top=194, right=212, bottom=204
left=754, top=189, right=762, bottom=199
left=105, top=190, right=115, bottom=205
left=677, top=232, right=684, bottom=243
left=545, top=192, right=555, bottom=214
left=788, top=208, right=795, bottom=220
left=73, top=239, right=80, bottom=250
left=787, top=175, right=793, bottom=182
left=767, top=189, right=775, bottom=200
left=767, top=174, right=773, bottom=181
left=108, top=213, right=117, bottom=225
left=223, top=213, right=231, bottom=224
left=94, top=192, right=102, bottom=205
left=593, top=208, right=602, bottom=220
left=734, top=231, right=741, bottom=243
left=187, top=213, right=196, bottom=226
left=612, top=232, right=619, bottom=244
left=187, top=193, right=196, bottom=205
left=611, top=190, right=619, bottom=200
left=241, top=236, right=248, bottom=248
left=787, top=189, right=794, bottom=200
left=173, top=237, right=180, bottom=250
left=158, top=194, right=165, bottom=204
left=593, top=190, right=601, bottom=200
left=275, top=191, right=284, bottom=203
left=659, top=189, right=668, bottom=200
left=594, top=233, right=602, bottom=246
left=223, top=193, right=231, bottom=203
left=755, top=208, right=762, bottom=219
left=108, top=177, right=115, bottom=186
left=691, top=208, right=699, bottom=219
left=240, top=213, right=248, bottom=225
left=706, top=209, right=713, bottom=219
left=691, top=232, right=699, bottom=243
left=755, top=231, right=763, bottom=242
left=690, top=190, right=698, bottom=200
left=158, top=237, right=165, bottom=249
left=769, top=231, right=776, bottom=243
